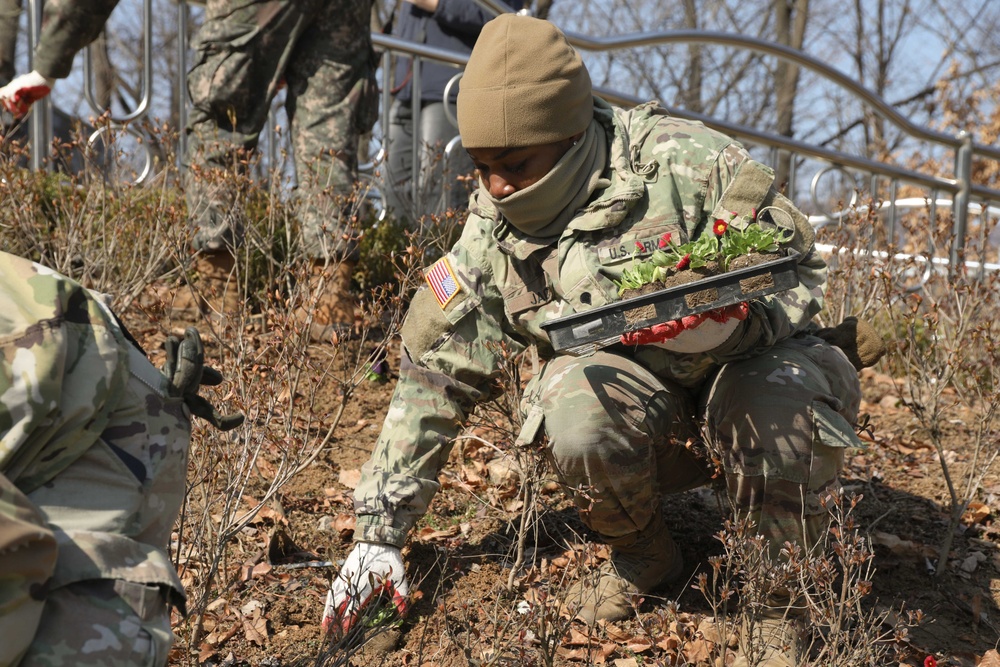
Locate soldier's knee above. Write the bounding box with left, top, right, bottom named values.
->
left=545, top=411, right=607, bottom=468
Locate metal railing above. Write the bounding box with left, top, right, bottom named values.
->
left=19, top=0, right=1000, bottom=283
left=25, top=0, right=157, bottom=180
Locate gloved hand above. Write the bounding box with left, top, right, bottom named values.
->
left=162, top=327, right=244, bottom=431
left=621, top=301, right=749, bottom=352
left=814, top=316, right=886, bottom=371
left=322, top=541, right=409, bottom=635
left=0, top=70, right=55, bottom=117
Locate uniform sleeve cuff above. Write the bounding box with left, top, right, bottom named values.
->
left=355, top=515, right=409, bottom=548
left=32, top=55, right=70, bottom=81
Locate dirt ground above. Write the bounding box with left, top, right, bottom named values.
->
left=151, top=324, right=1000, bottom=667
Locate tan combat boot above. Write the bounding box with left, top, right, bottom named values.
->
left=168, top=251, right=241, bottom=319
left=733, top=616, right=803, bottom=667
left=293, top=258, right=358, bottom=342
left=565, top=511, right=684, bottom=624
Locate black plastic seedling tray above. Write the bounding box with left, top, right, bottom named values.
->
left=541, top=250, right=800, bottom=355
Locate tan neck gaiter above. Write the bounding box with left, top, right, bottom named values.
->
left=484, top=119, right=608, bottom=238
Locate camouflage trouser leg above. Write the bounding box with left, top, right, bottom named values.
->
left=0, top=472, right=57, bottom=667
left=183, top=0, right=377, bottom=259
left=701, top=335, right=863, bottom=560
left=184, top=0, right=315, bottom=252
left=16, top=579, right=172, bottom=667
left=285, top=0, right=377, bottom=261
left=521, top=350, right=710, bottom=542
left=21, top=344, right=191, bottom=666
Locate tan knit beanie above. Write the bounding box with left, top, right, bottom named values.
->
left=458, top=14, right=593, bottom=149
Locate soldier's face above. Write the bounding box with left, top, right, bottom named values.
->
left=467, top=135, right=578, bottom=200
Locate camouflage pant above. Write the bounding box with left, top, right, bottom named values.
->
left=521, top=335, right=862, bottom=559
left=184, top=0, right=378, bottom=260
left=2, top=344, right=190, bottom=666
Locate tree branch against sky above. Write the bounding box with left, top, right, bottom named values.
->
left=543, top=0, right=1000, bottom=159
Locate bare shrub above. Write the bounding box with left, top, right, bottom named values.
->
left=697, top=493, right=919, bottom=666
left=0, top=121, right=186, bottom=310
left=879, top=267, right=1000, bottom=576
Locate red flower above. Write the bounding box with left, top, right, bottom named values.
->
left=750, top=206, right=758, bottom=220
left=635, top=241, right=644, bottom=251
left=713, top=219, right=728, bottom=236
left=658, top=232, right=672, bottom=249
left=924, top=656, right=937, bottom=667
left=676, top=253, right=691, bottom=270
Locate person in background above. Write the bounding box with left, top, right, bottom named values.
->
left=382, top=0, right=521, bottom=231
left=0, top=0, right=120, bottom=116
left=177, top=0, right=379, bottom=340
left=321, top=14, right=883, bottom=667
left=0, top=0, right=20, bottom=85
left=0, top=250, right=242, bottom=666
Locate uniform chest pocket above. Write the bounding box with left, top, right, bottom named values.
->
left=595, top=220, right=684, bottom=268
left=504, top=279, right=553, bottom=318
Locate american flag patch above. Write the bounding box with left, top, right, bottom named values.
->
left=426, top=257, right=461, bottom=308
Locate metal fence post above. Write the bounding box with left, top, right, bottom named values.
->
left=177, top=0, right=190, bottom=172
left=951, top=130, right=973, bottom=274
left=26, top=0, right=50, bottom=173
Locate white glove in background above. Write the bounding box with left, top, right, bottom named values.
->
left=322, top=541, right=409, bottom=634
left=0, top=70, right=55, bottom=117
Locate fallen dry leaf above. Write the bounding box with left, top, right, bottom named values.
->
left=242, top=611, right=268, bottom=646
left=603, top=624, right=631, bottom=642
left=656, top=634, right=680, bottom=652
left=203, top=620, right=240, bottom=647
left=682, top=636, right=715, bottom=664
left=197, top=645, right=217, bottom=663
left=416, top=525, right=460, bottom=542
left=979, top=650, right=1000, bottom=667
left=556, top=642, right=615, bottom=663
left=962, top=501, right=992, bottom=525
left=563, top=627, right=597, bottom=646
left=624, top=637, right=653, bottom=653
left=338, top=468, right=361, bottom=489
left=871, top=530, right=937, bottom=559
left=240, top=560, right=272, bottom=582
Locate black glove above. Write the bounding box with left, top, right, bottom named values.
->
left=163, top=327, right=245, bottom=431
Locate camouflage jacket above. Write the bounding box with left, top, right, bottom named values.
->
left=0, top=252, right=131, bottom=490
left=354, top=98, right=828, bottom=547
left=32, top=0, right=121, bottom=80
left=0, top=252, right=188, bottom=649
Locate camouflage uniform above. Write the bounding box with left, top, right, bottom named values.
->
left=1, top=0, right=121, bottom=81
left=353, top=99, right=863, bottom=558
left=0, top=252, right=190, bottom=666
left=184, top=0, right=379, bottom=260
left=0, top=0, right=19, bottom=84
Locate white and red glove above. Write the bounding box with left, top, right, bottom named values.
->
left=621, top=301, right=749, bottom=352
left=0, top=70, right=55, bottom=117
left=321, top=541, right=410, bottom=635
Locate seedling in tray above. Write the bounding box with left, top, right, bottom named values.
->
left=616, top=210, right=793, bottom=297
left=540, top=211, right=801, bottom=355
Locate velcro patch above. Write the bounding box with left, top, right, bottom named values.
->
left=425, top=257, right=461, bottom=308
